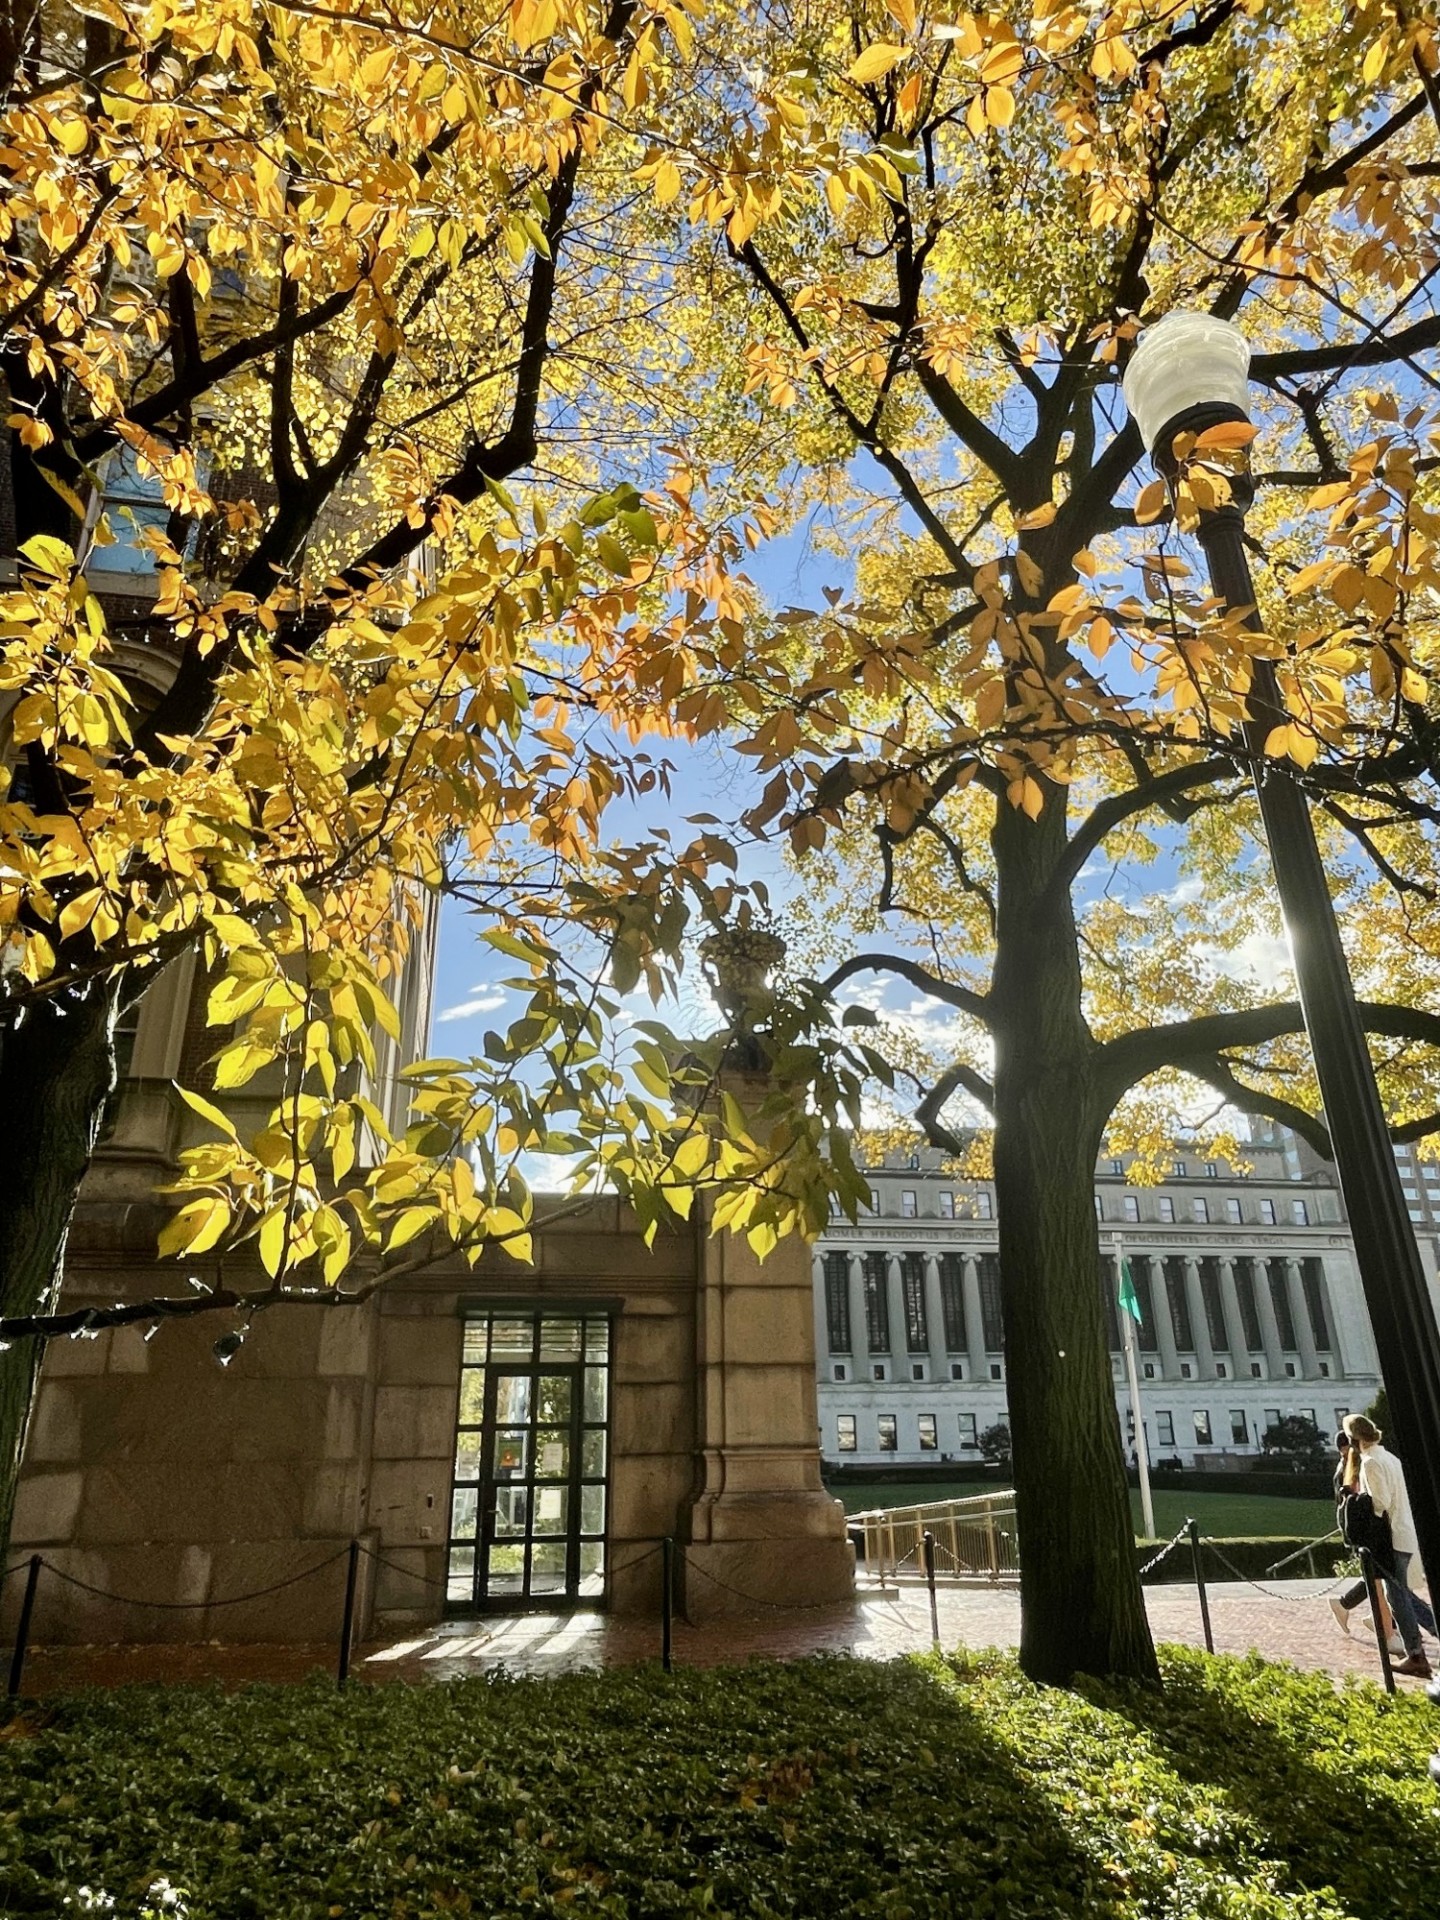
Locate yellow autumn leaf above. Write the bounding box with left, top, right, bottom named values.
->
left=848, top=44, right=908, bottom=84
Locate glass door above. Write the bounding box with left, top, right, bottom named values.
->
left=448, top=1311, right=610, bottom=1612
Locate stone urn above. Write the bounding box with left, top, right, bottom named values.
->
left=698, top=925, right=787, bottom=1031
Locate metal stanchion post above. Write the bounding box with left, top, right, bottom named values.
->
left=1360, top=1548, right=1396, bottom=1697
left=1187, top=1520, right=1214, bottom=1655
left=337, top=1538, right=360, bottom=1690
left=662, top=1536, right=674, bottom=1673
left=922, top=1530, right=940, bottom=1650
left=6, top=1556, right=42, bottom=1699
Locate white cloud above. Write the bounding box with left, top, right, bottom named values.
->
left=437, top=988, right=507, bottom=1023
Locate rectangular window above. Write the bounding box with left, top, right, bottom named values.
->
left=92, top=446, right=174, bottom=575
left=902, top=1252, right=927, bottom=1350
left=1230, top=1409, right=1248, bottom=1444
left=1291, top=1199, right=1309, bottom=1226
left=1264, top=1407, right=1281, bottom=1433
left=918, top=1414, right=938, bottom=1451
left=1110, top=1158, right=1125, bottom=1175
left=1205, top=1161, right=1218, bottom=1178
left=877, top=1415, right=898, bottom=1453
left=1225, top=1198, right=1243, bottom=1224
left=1172, top=1161, right=1187, bottom=1178
left=1156, top=1411, right=1175, bottom=1448
left=1335, top=1407, right=1350, bottom=1432
left=1301, top=1258, right=1332, bottom=1351
left=868, top=1188, right=881, bottom=1214
left=1129, top=1256, right=1159, bottom=1354
left=1192, top=1197, right=1209, bottom=1223
left=901, top=1190, right=918, bottom=1218
left=938, top=1191, right=955, bottom=1219
left=1163, top=1258, right=1193, bottom=1350
left=957, top=1413, right=978, bottom=1447
left=939, top=1254, right=966, bottom=1351
left=1301, top=1407, right=1317, bottom=1429
left=1159, top=1196, right=1176, bottom=1222
left=836, top=1415, right=857, bottom=1453
left=1123, top=1195, right=1140, bottom=1222
left=1094, top=1193, right=1104, bottom=1219
left=1193, top=1410, right=1213, bottom=1446
left=1260, top=1198, right=1277, bottom=1225
left=976, top=1191, right=993, bottom=1219
left=977, top=1253, right=1004, bottom=1351
left=823, top=1252, right=851, bottom=1353
left=863, top=1253, right=889, bottom=1352
left=1267, top=1259, right=1298, bottom=1350
left=1198, top=1259, right=1227, bottom=1350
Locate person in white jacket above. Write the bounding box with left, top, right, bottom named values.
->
left=1345, top=1413, right=1437, bottom=1678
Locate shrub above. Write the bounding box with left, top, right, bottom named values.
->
left=1, top=1651, right=1437, bottom=1917
left=1261, top=1415, right=1328, bottom=1472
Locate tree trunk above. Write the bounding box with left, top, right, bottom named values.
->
left=0, top=980, right=119, bottom=1558
left=990, top=789, right=1159, bottom=1686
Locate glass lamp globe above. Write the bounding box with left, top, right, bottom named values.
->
left=1121, top=311, right=1252, bottom=454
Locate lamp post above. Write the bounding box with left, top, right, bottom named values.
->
left=1122, top=312, right=1440, bottom=1634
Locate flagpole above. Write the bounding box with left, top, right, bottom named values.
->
left=1114, top=1230, right=1155, bottom=1540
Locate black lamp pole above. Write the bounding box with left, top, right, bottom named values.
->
left=1150, top=409, right=1440, bottom=1621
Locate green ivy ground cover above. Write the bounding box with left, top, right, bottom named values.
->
left=1, top=1649, right=1438, bottom=1918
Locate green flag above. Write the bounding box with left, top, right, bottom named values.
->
left=1118, top=1260, right=1143, bottom=1325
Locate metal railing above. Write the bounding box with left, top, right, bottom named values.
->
left=849, top=1489, right=1019, bottom=1586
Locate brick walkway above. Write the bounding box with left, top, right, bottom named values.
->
left=8, top=1577, right=1434, bottom=1694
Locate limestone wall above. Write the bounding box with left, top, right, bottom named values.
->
left=3, top=1204, right=704, bottom=1644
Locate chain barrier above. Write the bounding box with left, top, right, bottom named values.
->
left=682, top=1556, right=855, bottom=1614
left=1137, top=1523, right=1193, bottom=1580
left=0, top=1563, right=31, bottom=1585
left=1201, top=1539, right=1351, bottom=1605
left=40, top=1546, right=352, bottom=1611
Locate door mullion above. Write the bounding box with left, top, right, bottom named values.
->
left=477, top=1365, right=501, bottom=1610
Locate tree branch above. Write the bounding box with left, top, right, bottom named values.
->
left=819, top=952, right=991, bottom=1026
left=1100, top=999, right=1440, bottom=1100
left=1047, top=756, right=1234, bottom=907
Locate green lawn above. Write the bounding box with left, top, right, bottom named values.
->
left=830, top=1480, right=1336, bottom=1540
left=3, top=1651, right=1438, bottom=1916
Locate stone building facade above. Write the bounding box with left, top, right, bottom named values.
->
left=11, top=1180, right=851, bottom=1644
left=1, top=435, right=853, bottom=1646
left=813, top=1132, right=1398, bottom=1469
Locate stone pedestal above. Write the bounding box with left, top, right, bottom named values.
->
left=681, top=1143, right=854, bottom=1619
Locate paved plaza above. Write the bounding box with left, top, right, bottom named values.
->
left=8, top=1576, right=1434, bottom=1694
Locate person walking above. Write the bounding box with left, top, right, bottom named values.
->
left=1328, top=1430, right=1402, bottom=1655
left=1345, top=1413, right=1437, bottom=1679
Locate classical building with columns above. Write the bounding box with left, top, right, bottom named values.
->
left=814, top=1129, right=1390, bottom=1468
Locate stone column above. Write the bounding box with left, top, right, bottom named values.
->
left=963, top=1254, right=988, bottom=1382
left=684, top=1103, right=854, bottom=1618
left=1217, top=1257, right=1251, bottom=1375
left=1285, top=1257, right=1320, bottom=1378
left=1253, top=1255, right=1287, bottom=1379
left=886, top=1253, right=909, bottom=1369
left=1183, top=1257, right=1216, bottom=1380
left=847, top=1253, right=868, bottom=1368
left=924, top=1253, right=948, bottom=1383
left=1145, top=1255, right=1181, bottom=1380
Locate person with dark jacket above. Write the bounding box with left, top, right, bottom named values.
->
left=1329, top=1430, right=1401, bottom=1651
left=1346, top=1414, right=1437, bottom=1678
